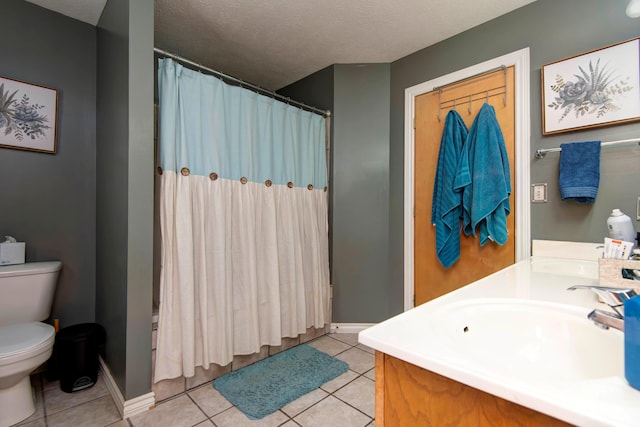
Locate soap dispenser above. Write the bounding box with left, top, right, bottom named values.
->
left=607, top=209, right=635, bottom=243
left=624, top=295, right=640, bottom=390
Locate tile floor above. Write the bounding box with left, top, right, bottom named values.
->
left=13, top=333, right=375, bottom=427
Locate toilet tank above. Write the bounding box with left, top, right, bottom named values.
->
left=0, top=261, right=62, bottom=327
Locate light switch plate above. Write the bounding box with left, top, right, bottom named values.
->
left=531, top=183, right=547, bottom=203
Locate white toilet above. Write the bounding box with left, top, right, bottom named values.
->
left=0, top=261, right=61, bottom=427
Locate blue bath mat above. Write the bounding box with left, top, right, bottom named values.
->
left=213, top=344, right=349, bottom=419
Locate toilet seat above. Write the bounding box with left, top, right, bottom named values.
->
left=0, top=323, right=55, bottom=366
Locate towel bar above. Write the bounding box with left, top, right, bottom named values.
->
left=535, top=138, right=640, bottom=159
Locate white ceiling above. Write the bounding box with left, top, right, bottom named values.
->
left=25, top=0, right=107, bottom=27
left=25, top=0, right=536, bottom=90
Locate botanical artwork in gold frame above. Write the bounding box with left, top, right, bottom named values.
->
left=0, top=75, right=58, bottom=153
left=541, top=37, right=640, bottom=135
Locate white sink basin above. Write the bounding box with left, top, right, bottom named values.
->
left=359, top=256, right=640, bottom=427
left=434, top=298, right=623, bottom=382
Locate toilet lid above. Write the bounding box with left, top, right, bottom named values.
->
left=0, top=322, right=55, bottom=358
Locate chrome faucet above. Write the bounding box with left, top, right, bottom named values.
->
left=567, top=285, right=637, bottom=331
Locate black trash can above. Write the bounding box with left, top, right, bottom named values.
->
left=53, top=323, right=106, bottom=393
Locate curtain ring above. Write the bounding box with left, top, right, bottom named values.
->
left=240, top=176, right=247, bottom=184
left=287, top=181, right=293, bottom=188
left=209, top=172, right=218, bottom=181
left=180, top=167, right=190, bottom=176
left=307, top=184, right=313, bottom=190
left=157, top=166, right=163, bottom=175
left=265, top=179, right=272, bottom=187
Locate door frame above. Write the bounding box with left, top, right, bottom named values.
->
left=403, top=48, right=531, bottom=311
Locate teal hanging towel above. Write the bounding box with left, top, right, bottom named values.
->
left=454, top=103, right=511, bottom=246
left=432, top=110, right=468, bottom=268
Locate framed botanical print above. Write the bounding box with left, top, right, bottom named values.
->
left=541, top=37, right=640, bottom=135
left=0, top=75, right=58, bottom=153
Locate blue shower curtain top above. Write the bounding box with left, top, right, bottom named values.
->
left=157, top=58, right=327, bottom=189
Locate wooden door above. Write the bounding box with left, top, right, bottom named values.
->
left=414, top=67, right=516, bottom=305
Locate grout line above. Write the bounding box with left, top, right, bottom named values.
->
left=184, top=389, right=212, bottom=421
left=331, top=387, right=375, bottom=421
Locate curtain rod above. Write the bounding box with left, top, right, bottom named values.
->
left=153, top=47, right=330, bottom=118
left=535, top=138, right=640, bottom=158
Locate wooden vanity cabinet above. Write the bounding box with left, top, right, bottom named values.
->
left=375, top=352, right=571, bottom=426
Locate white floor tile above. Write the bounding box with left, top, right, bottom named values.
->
left=306, top=336, right=351, bottom=356
left=320, top=370, right=359, bottom=394
left=13, top=419, right=46, bottom=427
left=364, top=368, right=375, bottom=381
left=334, top=377, right=375, bottom=417
left=294, top=396, right=371, bottom=427
left=281, top=388, right=328, bottom=418
left=210, top=406, right=289, bottom=427
left=44, top=375, right=109, bottom=415
left=46, top=395, right=121, bottom=427
left=357, top=343, right=375, bottom=354
left=329, top=333, right=360, bottom=347
left=187, top=383, right=233, bottom=417
left=129, top=394, right=207, bottom=427
left=334, top=348, right=375, bottom=374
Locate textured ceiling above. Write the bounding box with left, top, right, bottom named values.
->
left=25, top=0, right=536, bottom=90
left=25, top=0, right=106, bottom=25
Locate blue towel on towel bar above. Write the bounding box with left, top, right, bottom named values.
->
left=559, top=141, right=601, bottom=204
left=432, top=110, right=468, bottom=268
left=454, top=103, right=511, bottom=246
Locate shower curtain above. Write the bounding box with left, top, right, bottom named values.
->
left=154, top=58, right=330, bottom=382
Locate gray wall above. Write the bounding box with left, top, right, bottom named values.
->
left=280, top=64, right=392, bottom=323
left=96, top=0, right=154, bottom=400
left=333, top=64, right=391, bottom=323
left=283, top=0, right=640, bottom=322
left=389, top=0, right=640, bottom=316
left=0, top=0, right=97, bottom=327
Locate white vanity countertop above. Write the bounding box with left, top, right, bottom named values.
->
left=359, top=256, right=640, bottom=427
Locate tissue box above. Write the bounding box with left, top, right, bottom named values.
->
left=0, top=242, right=25, bottom=265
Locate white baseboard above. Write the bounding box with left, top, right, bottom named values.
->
left=99, top=356, right=155, bottom=419
left=329, top=323, right=376, bottom=334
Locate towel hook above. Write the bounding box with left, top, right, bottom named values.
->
left=468, top=94, right=473, bottom=115
left=453, top=98, right=457, bottom=110
left=438, top=88, right=443, bottom=121
left=485, top=90, right=489, bottom=104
